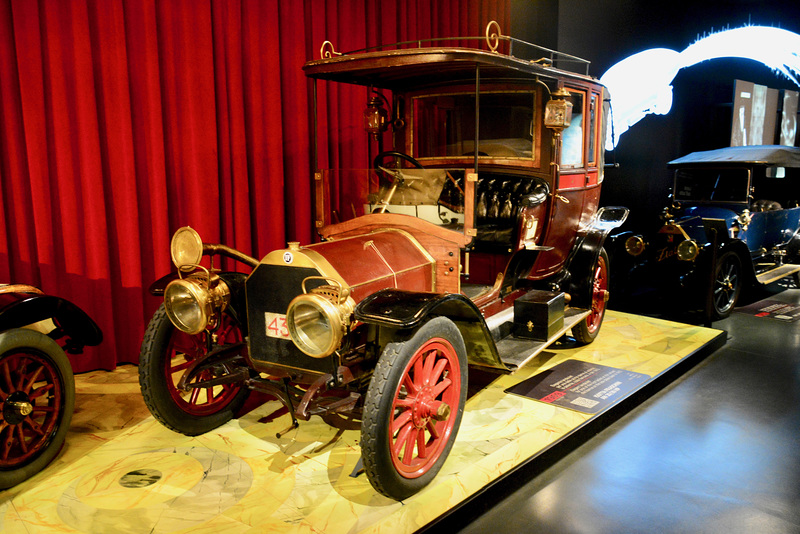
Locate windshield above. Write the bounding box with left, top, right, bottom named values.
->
left=673, top=167, right=750, bottom=204
left=413, top=92, right=536, bottom=159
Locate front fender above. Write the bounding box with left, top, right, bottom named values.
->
left=0, top=293, right=102, bottom=352
left=355, top=289, right=506, bottom=371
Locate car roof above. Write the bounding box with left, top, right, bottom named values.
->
left=668, top=145, right=800, bottom=168
left=302, top=31, right=600, bottom=91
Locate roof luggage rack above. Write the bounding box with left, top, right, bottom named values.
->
left=318, top=21, right=591, bottom=76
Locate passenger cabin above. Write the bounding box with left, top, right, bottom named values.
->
left=303, top=24, right=608, bottom=312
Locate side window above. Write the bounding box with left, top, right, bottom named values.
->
left=588, top=93, right=598, bottom=167
left=560, top=90, right=585, bottom=169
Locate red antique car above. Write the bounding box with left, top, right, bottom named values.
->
left=0, top=284, right=102, bottom=489
left=139, top=22, right=628, bottom=500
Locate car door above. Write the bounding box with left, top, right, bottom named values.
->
left=532, top=88, right=602, bottom=278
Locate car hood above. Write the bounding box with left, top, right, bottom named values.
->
left=669, top=206, right=738, bottom=241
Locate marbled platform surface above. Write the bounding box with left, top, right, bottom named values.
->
left=0, top=311, right=723, bottom=533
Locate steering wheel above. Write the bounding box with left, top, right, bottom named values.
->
left=373, top=151, right=424, bottom=183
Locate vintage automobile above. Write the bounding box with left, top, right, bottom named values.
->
left=618, top=145, right=800, bottom=320
left=0, top=284, right=102, bottom=489
left=139, top=22, right=628, bottom=500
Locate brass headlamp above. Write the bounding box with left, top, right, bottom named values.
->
left=164, top=226, right=229, bottom=335
left=286, top=277, right=354, bottom=358
left=164, top=273, right=230, bottom=335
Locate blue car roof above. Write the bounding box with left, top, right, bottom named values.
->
left=668, top=145, right=800, bottom=167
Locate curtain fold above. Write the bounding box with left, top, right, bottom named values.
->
left=0, top=0, right=510, bottom=372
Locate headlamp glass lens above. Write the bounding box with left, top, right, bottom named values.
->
left=165, top=281, right=206, bottom=334
left=288, top=297, right=336, bottom=357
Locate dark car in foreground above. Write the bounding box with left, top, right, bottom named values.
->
left=139, top=21, right=628, bottom=500
left=0, top=284, right=102, bottom=489
left=618, top=145, right=800, bottom=319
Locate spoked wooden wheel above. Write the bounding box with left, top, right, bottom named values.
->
left=573, top=248, right=609, bottom=344
left=361, top=317, right=467, bottom=500
left=139, top=304, right=250, bottom=436
left=0, top=329, right=75, bottom=489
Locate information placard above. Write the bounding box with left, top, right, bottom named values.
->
left=506, top=359, right=650, bottom=414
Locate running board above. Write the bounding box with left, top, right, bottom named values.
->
left=756, top=263, right=800, bottom=285
left=494, top=307, right=590, bottom=372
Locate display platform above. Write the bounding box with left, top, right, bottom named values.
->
left=0, top=311, right=725, bottom=534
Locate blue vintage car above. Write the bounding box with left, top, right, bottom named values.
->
left=618, top=145, right=800, bottom=319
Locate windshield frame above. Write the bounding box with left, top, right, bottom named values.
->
left=409, top=86, right=543, bottom=169
left=672, top=165, right=752, bottom=206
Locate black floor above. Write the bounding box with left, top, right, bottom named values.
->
left=447, top=283, right=800, bottom=533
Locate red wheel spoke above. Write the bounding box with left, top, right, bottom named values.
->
left=429, top=357, right=448, bottom=385
left=14, top=425, right=28, bottom=454
left=28, top=383, right=54, bottom=400
left=422, top=350, right=438, bottom=384
left=169, top=359, right=192, bottom=374
left=431, top=377, right=452, bottom=399
left=13, top=357, right=29, bottom=390
left=426, top=418, right=440, bottom=439
left=1, top=428, right=11, bottom=461
left=1, top=360, right=11, bottom=392
left=402, top=373, right=418, bottom=396
left=393, top=424, right=413, bottom=459
left=391, top=410, right=413, bottom=434
left=22, top=417, right=44, bottom=436
left=22, top=365, right=44, bottom=394
left=401, top=427, right=418, bottom=465
left=188, top=386, right=202, bottom=405
left=394, top=396, right=415, bottom=409
left=416, top=428, right=428, bottom=459
left=413, top=357, right=424, bottom=386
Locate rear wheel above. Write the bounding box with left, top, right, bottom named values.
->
left=0, top=329, right=74, bottom=489
left=139, top=304, right=250, bottom=435
left=573, top=248, right=609, bottom=344
left=361, top=317, right=467, bottom=500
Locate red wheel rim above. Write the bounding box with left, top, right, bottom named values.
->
left=164, top=316, right=244, bottom=416
left=389, top=337, right=461, bottom=479
left=586, top=253, right=608, bottom=334
left=0, top=351, right=65, bottom=468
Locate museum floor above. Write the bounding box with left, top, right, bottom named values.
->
left=449, top=283, right=800, bottom=534
left=2, top=284, right=799, bottom=533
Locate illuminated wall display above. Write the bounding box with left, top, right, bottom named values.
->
left=601, top=26, right=800, bottom=150
left=781, top=89, right=799, bottom=146
left=731, top=80, right=779, bottom=147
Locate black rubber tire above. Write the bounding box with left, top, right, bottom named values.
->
left=0, top=328, right=75, bottom=489
left=138, top=304, right=249, bottom=436
left=573, top=248, right=609, bottom=345
left=361, top=317, right=468, bottom=500
left=711, top=251, right=742, bottom=320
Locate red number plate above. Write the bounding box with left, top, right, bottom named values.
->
left=264, top=312, right=290, bottom=339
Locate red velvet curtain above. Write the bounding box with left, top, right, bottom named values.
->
left=0, top=0, right=509, bottom=372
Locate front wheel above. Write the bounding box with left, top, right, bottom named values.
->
left=711, top=251, right=742, bottom=320
left=361, top=317, right=468, bottom=500
left=139, top=304, right=250, bottom=436
left=573, top=248, right=610, bottom=344
left=0, top=329, right=75, bottom=489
